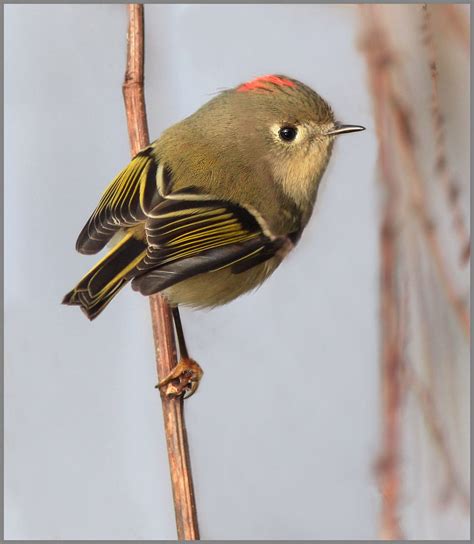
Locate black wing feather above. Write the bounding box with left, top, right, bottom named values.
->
left=132, top=237, right=271, bottom=295
left=131, top=196, right=285, bottom=295
left=76, top=147, right=160, bottom=255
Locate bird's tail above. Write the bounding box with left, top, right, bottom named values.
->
left=62, top=232, right=147, bottom=320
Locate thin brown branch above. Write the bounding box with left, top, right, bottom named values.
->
left=391, top=99, right=470, bottom=340
left=421, top=4, right=470, bottom=265
left=406, top=228, right=469, bottom=511
left=359, top=6, right=405, bottom=538
left=360, top=6, right=470, bottom=341
left=376, top=214, right=405, bottom=541
left=359, top=4, right=469, bottom=537
left=122, top=5, right=200, bottom=540
left=404, top=366, right=470, bottom=512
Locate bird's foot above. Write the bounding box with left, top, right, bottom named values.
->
left=156, top=358, right=203, bottom=399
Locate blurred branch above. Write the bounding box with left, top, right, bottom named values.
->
left=406, top=230, right=469, bottom=512
left=404, top=365, right=470, bottom=512
left=391, top=97, right=470, bottom=339
left=359, top=3, right=470, bottom=538
left=122, top=5, right=200, bottom=540
left=358, top=7, right=405, bottom=538
left=421, top=4, right=470, bottom=264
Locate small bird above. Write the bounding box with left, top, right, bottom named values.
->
left=63, top=74, right=364, bottom=396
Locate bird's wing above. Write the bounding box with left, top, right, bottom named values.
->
left=131, top=194, right=290, bottom=296
left=75, top=147, right=160, bottom=255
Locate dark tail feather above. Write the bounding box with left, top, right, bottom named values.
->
left=62, top=232, right=147, bottom=320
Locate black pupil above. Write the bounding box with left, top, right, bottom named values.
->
left=279, top=126, right=297, bottom=141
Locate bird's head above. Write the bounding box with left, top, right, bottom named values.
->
left=183, top=74, right=365, bottom=210
left=226, top=75, right=365, bottom=206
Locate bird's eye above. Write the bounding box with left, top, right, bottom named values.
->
left=278, top=126, right=298, bottom=142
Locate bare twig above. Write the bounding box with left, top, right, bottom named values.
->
left=122, top=5, right=200, bottom=540
left=359, top=4, right=470, bottom=538
left=360, top=6, right=470, bottom=340
left=405, top=229, right=469, bottom=511
left=404, top=367, right=470, bottom=512
left=421, top=4, right=470, bottom=265
left=391, top=99, right=470, bottom=339
left=376, top=213, right=405, bottom=540
left=358, top=7, right=404, bottom=538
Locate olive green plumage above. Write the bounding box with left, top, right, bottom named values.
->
left=63, top=74, right=364, bottom=319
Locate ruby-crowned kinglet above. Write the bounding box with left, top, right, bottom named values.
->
left=63, top=74, right=364, bottom=320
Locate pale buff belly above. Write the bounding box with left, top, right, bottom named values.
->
left=163, top=256, right=282, bottom=309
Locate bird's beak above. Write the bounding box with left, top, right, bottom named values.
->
left=325, top=123, right=366, bottom=136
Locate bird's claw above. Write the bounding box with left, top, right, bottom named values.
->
left=155, top=358, right=203, bottom=399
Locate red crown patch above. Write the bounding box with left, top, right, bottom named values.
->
left=237, top=75, right=296, bottom=93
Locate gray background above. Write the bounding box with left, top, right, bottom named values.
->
left=5, top=4, right=461, bottom=540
